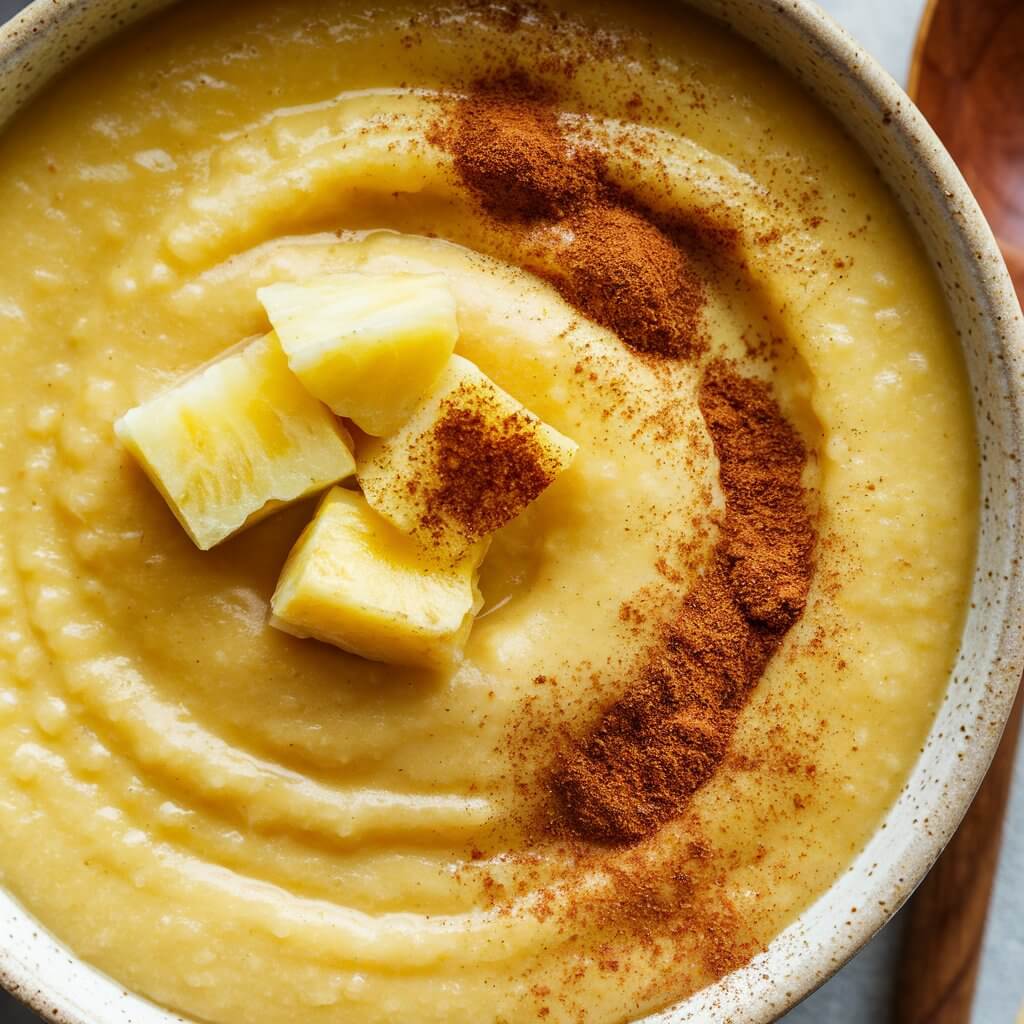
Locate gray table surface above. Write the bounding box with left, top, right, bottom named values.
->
left=0, top=0, right=1020, bottom=1022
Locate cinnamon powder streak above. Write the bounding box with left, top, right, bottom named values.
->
left=437, top=77, right=815, bottom=839
left=422, top=389, right=563, bottom=542
left=443, top=75, right=707, bottom=359
left=554, top=364, right=814, bottom=842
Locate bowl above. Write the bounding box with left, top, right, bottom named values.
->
left=1, top=1, right=1022, bottom=1022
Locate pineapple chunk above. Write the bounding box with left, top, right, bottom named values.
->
left=258, top=273, right=458, bottom=436
left=270, top=487, right=487, bottom=669
left=358, top=355, right=578, bottom=557
left=115, top=333, right=355, bottom=550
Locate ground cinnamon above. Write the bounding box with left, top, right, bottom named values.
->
left=449, top=73, right=597, bottom=221
left=437, top=74, right=816, bottom=842
left=420, top=385, right=563, bottom=541
left=441, top=75, right=706, bottom=358
left=553, top=362, right=814, bottom=842
left=561, top=204, right=706, bottom=358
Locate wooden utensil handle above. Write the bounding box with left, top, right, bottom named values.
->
left=892, top=683, right=1024, bottom=1023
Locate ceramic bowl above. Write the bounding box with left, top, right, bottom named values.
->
left=0, top=0, right=1022, bottom=1021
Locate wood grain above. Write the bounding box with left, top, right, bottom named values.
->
left=893, top=688, right=1023, bottom=1023
left=895, top=3, right=1024, bottom=1021
left=909, top=0, right=1024, bottom=293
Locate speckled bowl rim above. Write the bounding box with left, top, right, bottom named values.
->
left=0, top=1, right=1022, bottom=1022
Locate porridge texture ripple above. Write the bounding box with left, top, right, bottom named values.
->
left=0, top=2, right=978, bottom=1023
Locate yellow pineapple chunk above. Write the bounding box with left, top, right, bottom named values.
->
left=358, top=355, right=578, bottom=558
left=115, top=333, right=355, bottom=550
left=270, top=487, right=487, bottom=669
left=258, top=273, right=458, bottom=436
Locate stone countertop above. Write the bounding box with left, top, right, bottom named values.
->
left=0, top=0, right=1020, bottom=1023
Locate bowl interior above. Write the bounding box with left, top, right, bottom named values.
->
left=0, top=1, right=1022, bottom=1022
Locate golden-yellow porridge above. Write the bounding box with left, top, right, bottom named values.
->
left=0, top=2, right=977, bottom=1022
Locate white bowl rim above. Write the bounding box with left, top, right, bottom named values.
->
left=0, top=1, right=1021, bottom=1022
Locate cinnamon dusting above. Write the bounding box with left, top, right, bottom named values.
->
left=438, top=73, right=815, bottom=842
left=431, top=51, right=819, bottom=995
left=450, top=73, right=597, bottom=221
left=421, top=386, right=562, bottom=541
left=439, top=75, right=707, bottom=358
left=553, top=362, right=814, bottom=842
left=562, top=204, right=706, bottom=359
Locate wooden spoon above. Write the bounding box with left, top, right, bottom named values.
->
left=909, top=0, right=1024, bottom=292
left=895, top=2, right=1024, bottom=1020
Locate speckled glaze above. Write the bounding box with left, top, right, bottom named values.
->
left=0, top=1, right=1021, bottom=1022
